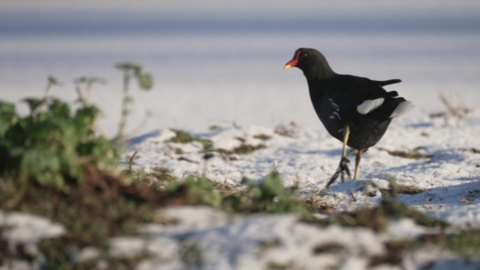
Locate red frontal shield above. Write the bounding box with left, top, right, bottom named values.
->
left=284, top=50, right=301, bottom=69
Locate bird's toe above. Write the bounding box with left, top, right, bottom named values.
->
left=326, top=157, right=352, bottom=188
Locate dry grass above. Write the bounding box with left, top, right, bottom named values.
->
left=274, top=121, right=298, bottom=138
left=439, top=93, right=471, bottom=119
left=376, top=146, right=433, bottom=159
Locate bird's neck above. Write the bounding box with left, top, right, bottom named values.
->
left=302, top=60, right=336, bottom=81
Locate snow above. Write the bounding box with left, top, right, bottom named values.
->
left=126, top=108, right=480, bottom=229
left=384, top=218, right=439, bottom=240
left=118, top=206, right=386, bottom=270
left=112, top=104, right=480, bottom=267
left=1, top=1, right=480, bottom=268
left=0, top=211, right=65, bottom=269
left=112, top=206, right=472, bottom=270
left=0, top=211, right=65, bottom=245
left=70, top=247, right=101, bottom=263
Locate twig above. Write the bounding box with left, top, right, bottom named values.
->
left=178, top=157, right=200, bottom=164
left=86, top=81, right=93, bottom=104
left=41, top=76, right=61, bottom=112
left=117, top=69, right=131, bottom=140
left=348, top=189, right=357, bottom=202
left=273, top=159, right=279, bottom=174
left=75, top=86, right=86, bottom=103
left=128, top=151, right=138, bottom=170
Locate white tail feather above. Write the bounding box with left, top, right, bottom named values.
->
left=357, top=98, right=384, bottom=114
left=390, top=100, right=415, bottom=118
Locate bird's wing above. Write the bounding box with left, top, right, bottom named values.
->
left=347, top=79, right=411, bottom=119
left=326, top=76, right=400, bottom=117
left=372, top=79, right=402, bottom=87
left=343, top=78, right=395, bottom=106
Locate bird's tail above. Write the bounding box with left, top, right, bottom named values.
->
left=390, top=100, right=415, bottom=118
left=366, top=96, right=414, bottom=121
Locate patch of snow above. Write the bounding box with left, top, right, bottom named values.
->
left=70, top=247, right=101, bottom=263
left=112, top=207, right=388, bottom=270
left=109, top=206, right=480, bottom=270
left=0, top=211, right=65, bottom=245
left=385, top=218, right=439, bottom=240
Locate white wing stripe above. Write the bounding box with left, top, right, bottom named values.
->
left=357, top=98, right=385, bottom=114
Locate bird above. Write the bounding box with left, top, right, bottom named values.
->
left=284, top=48, right=414, bottom=188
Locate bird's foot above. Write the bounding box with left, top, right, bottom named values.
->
left=325, top=157, right=351, bottom=188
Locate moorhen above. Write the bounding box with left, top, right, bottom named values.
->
left=284, top=48, right=414, bottom=188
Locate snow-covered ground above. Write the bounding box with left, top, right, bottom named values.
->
left=3, top=106, right=480, bottom=269
left=127, top=106, right=480, bottom=229
left=2, top=1, right=480, bottom=269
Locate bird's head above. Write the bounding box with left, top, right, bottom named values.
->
left=284, top=48, right=336, bottom=80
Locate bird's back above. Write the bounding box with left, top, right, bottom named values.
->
left=308, top=75, right=398, bottom=150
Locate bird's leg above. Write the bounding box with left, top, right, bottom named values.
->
left=326, top=125, right=351, bottom=188
left=354, top=150, right=363, bottom=180
left=339, top=125, right=352, bottom=183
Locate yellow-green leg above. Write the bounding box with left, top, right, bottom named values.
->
left=354, top=150, right=363, bottom=180
left=326, top=125, right=352, bottom=188
left=341, top=125, right=350, bottom=158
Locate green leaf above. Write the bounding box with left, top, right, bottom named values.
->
left=48, top=99, right=70, bottom=118
left=23, top=98, right=45, bottom=114
left=48, top=76, right=61, bottom=86
left=0, top=101, right=15, bottom=114
left=74, top=76, right=106, bottom=85
left=137, top=73, right=153, bottom=90
left=256, top=171, right=285, bottom=199
left=21, top=148, right=61, bottom=176
left=115, top=62, right=140, bottom=72
left=240, top=177, right=255, bottom=186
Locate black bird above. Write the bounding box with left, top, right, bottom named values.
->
left=284, top=48, right=414, bottom=188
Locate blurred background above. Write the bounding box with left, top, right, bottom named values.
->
left=1, top=0, right=479, bottom=137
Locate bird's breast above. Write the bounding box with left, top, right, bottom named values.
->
left=310, top=95, right=345, bottom=141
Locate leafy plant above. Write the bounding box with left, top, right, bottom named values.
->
left=0, top=98, right=116, bottom=204
left=74, top=76, right=106, bottom=104
left=115, top=63, right=154, bottom=140
left=223, top=172, right=310, bottom=218
left=167, top=175, right=222, bottom=208
left=162, top=172, right=310, bottom=218
left=168, top=129, right=214, bottom=151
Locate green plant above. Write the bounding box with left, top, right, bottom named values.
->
left=0, top=66, right=162, bottom=267
left=41, top=76, right=62, bottom=111
left=115, top=63, right=153, bottom=140
left=168, top=129, right=214, bottom=151
left=253, top=134, right=271, bottom=141
left=0, top=97, right=116, bottom=197
left=223, top=143, right=266, bottom=155
left=161, top=172, right=309, bottom=218
left=74, top=76, right=106, bottom=104
left=168, top=175, right=222, bottom=208
left=223, top=172, right=310, bottom=218
left=397, top=184, right=424, bottom=195
left=39, top=237, right=150, bottom=270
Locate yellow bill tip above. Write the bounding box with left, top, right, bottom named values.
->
left=284, top=65, right=291, bottom=69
